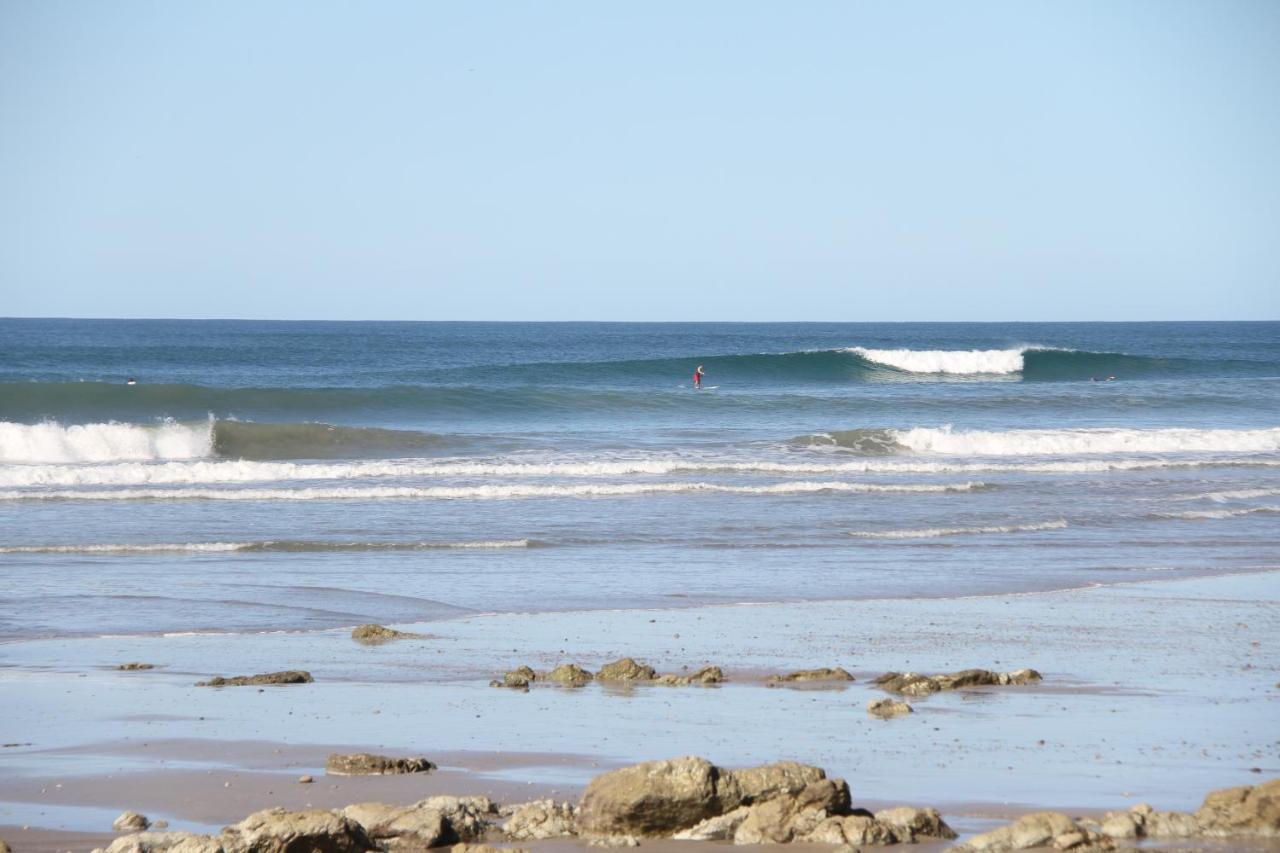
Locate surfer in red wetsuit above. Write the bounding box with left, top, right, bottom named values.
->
left=693, top=364, right=705, bottom=389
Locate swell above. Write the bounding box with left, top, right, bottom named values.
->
left=804, top=426, right=1280, bottom=456
left=0, top=539, right=538, bottom=555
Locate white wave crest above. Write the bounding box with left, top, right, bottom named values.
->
left=0, top=480, right=985, bottom=502
left=7, top=455, right=1272, bottom=489
left=0, top=421, right=212, bottom=464
left=890, top=426, right=1280, bottom=456
left=1186, top=487, right=1280, bottom=503
left=848, top=519, right=1068, bottom=539
left=0, top=539, right=533, bottom=554
left=848, top=347, right=1030, bottom=374
left=1157, top=506, right=1280, bottom=520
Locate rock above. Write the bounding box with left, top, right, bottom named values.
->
left=951, top=811, right=1107, bottom=852
left=873, top=668, right=1041, bottom=696
left=0, top=838, right=9, bottom=853
left=153, top=821, right=170, bottom=830
left=102, top=831, right=224, bottom=853
left=672, top=806, right=750, bottom=841
left=117, top=663, right=155, bottom=671
left=1195, top=779, right=1280, bottom=836
left=867, top=699, right=913, bottom=719
left=546, top=664, right=593, bottom=685
left=725, top=762, right=831, bottom=806
left=596, top=658, right=657, bottom=681
left=1143, top=810, right=1200, bottom=837
left=503, top=799, right=576, bottom=839
left=219, top=807, right=372, bottom=852
left=114, top=811, right=151, bottom=832
left=415, top=796, right=497, bottom=842
left=873, top=807, right=956, bottom=842
left=351, top=624, right=422, bottom=644
left=298, top=776, right=314, bottom=784
left=655, top=667, right=725, bottom=686
left=195, top=671, right=313, bottom=687
left=491, top=666, right=537, bottom=689
left=453, top=846, right=528, bottom=853
left=326, top=753, right=436, bottom=776
left=1099, top=811, right=1141, bottom=838
left=577, top=756, right=728, bottom=837
left=769, top=668, right=854, bottom=683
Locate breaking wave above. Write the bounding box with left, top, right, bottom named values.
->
left=806, top=426, right=1280, bottom=456
left=1155, top=506, right=1280, bottom=521
left=0, top=480, right=986, bottom=503
left=0, top=539, right=536, bottom=555
left=847, top=519, right=1068, bottom=539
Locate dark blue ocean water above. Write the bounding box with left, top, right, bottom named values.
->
left=1, top=320, right=1278, bottom=639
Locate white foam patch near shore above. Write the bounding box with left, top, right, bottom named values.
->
left=0, top=421, right=212, bottom=464
left=5, top=455, right=1276, bottom=489
left=890, top=425, right=1280, bottom=456
left=848, top=519, right=1068, bottom=539
left=1188, top=487, right=1280, bottom=503
left=0, top=480, right=986, bottom=502
left=848, top=347, right=1031, bottom=374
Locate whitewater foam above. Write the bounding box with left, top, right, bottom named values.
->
left=0, top=480, right=986, bottom=502
left=888, top=426, right=1280, bottom=456
left=0, top=539, right=534, bottom=554
left=0, top=420, right=212, bottom=464
left=847, top=519, right=1068, bottom=539
left=1186, top=487, right=1280, bottom=503
left=847, top=347, right=1034, bottom=374
left=1156, top=506, right=1280, bottom=521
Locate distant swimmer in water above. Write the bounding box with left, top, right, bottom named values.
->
left=126, top=378, right=137, bottom=385
left=693, top=364, right=705, bottom=389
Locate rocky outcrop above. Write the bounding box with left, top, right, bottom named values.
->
left=0, top=839, right=9, bottom=853
left=351, top=624, right=423, bottom=644
left=873, top=668, right=1041, bottom=696
left=768, top=668, right=854, bottom=683
left=341, top=796, right=495, bottom=848
left=490, top=666, right=537, bottom=689
left=547, top=664, right=593, bottom=685
left=221, top=808, right=372, bottom=852
left=117, top=663, right=155, bottom=671
left=867, top=699, right=913, bottom=719
left=953, top=812, right=1105, bottom=851
left=576, top=756, right=949, bottom=846
left=114, top=811, right=151, bottom=831
left=656, top=666, right=724, bottom=686
left=961, top=782, right=1280, bottom=850
left=98, top=831, right=225, bottom=852
left=326, top=754, right=436, bottom=776
left=596, top=658, right=658, bottom=681
left=196, top=671, right=313, bottom=687
left=502, top=799, right=577, bottom=840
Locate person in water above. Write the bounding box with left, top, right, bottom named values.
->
left=693, top=364, right=705, bottom=389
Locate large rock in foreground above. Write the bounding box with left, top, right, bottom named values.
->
left=326, top=753, right=436, bottom=776
left=577, top=756, right=730, bottom=837
left=221, top=808, right=372, bottom=852
left=1196, top=779, right=1280, bottom=836
left=196, top=671, right=313, bottom=687
left=873, top=668, right=1041, bottom=696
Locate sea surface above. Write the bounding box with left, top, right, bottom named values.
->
left=2, top=319, right=1278, bottom=641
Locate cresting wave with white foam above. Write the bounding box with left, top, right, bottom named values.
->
left=847, top=347, right=1036, bottom=374
left=0, top=420, right=211, bottom=464
left=847, top=520, right=1068, bottom=539
left=0, top=539, right=534, bottom=554
left=0, top=480, right=986, bottom=502
left=1155, top=506, right=1280, bottom=521
left=888, top=426, right=1280, bottom=456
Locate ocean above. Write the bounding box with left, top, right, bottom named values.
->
left=2, top=319, right=1278, bottom=642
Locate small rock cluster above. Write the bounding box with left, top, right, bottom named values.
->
left=867, top=698, right=913, bottom=719
left=351, top=624, right=424, bottom=644
left=490, top=658, right=724, bottom=690
left=116, top=663, right=155, bottom=671
left=873, top=668, right=1042, bottom=697
left=325, top=753, right=436, bottom=776
left=767, top=667, right=855, bottom=684
left=195, top=670, right=314, bottom=687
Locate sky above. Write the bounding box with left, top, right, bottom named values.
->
left=1, top=1, right=1278, bottom=321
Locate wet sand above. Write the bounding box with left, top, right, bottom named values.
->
left=1, top=571, right=1277, bottom=849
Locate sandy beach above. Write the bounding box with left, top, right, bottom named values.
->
left=3, top=569, right=1276, bottom=850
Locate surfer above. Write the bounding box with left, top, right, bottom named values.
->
left=693, top=364, right=705, bottom=389
left=126, top=378, right=137, bottom=386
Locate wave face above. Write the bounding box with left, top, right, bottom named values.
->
left=0, top=420, right=453, bottom=464
left=811, top=426, right=1280, bottom=456
left=848, top=347, right=1030, bottom=375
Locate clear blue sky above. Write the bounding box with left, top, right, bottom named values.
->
left=2, top=1, right=1277, bottom=321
